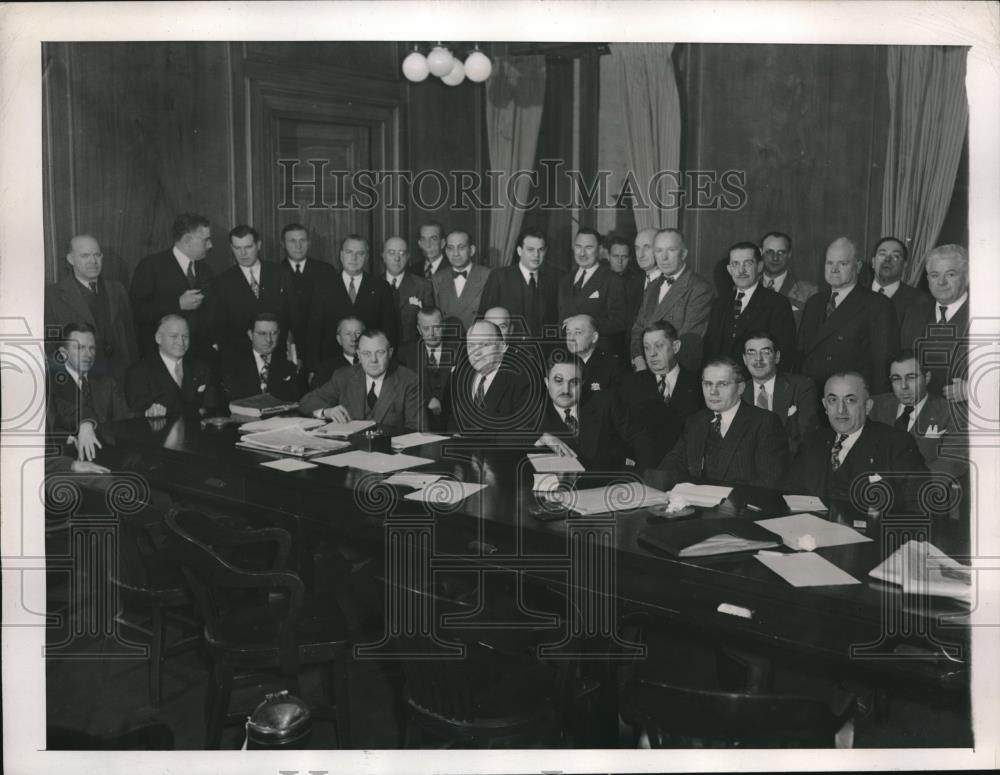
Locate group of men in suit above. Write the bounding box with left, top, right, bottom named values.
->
left=45, top=210, right=971, bottom=515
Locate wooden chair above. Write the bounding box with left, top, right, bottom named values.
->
left=620, top=677, right=855, bottom=748
left=163, top=508, right=352, bottom=749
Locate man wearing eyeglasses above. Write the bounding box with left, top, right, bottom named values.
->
left=741, top=332, right=818, bottom=456
left=783, top=371, right=925, bottom=506
left=657, top=357, right=787, bottom=488
left=759, top=231, right=817, bottom=327
left=703, top=241, right=797, bottom=367
left=300, top=328, right=423, bottom=431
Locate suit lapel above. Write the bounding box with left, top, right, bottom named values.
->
left=654, top=269, right=690, bottom=313
left=771, top=375, right=792, bottom=424
left=715, top=404, right=753, bottom=477
left=809, top=287, right=859, bottom=346
left=373, top=371, right=396, bottom=423
left=59, top=277, right=95, bottom=326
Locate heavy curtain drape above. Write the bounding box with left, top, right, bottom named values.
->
left=610, top=43, right=682, bottom=232
left=881, top=46, right=968, bottom=284
left=485, top=55, right=546, bottom=267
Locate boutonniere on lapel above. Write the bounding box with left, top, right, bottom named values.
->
left=590, top=382, right=601, bottom=391
left=408, top=296, right=421, bottom=307
left=787, top=405, right=798, bottom=417
left=588, top=290, right=600, bottom=299
left=792, top=305, right=800, bottom=312
left=197, top=384, right=207, bottom=393
left=923, top=424, right=946, bottom=439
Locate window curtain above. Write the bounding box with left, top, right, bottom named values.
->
left=611, top=43, right=682, bottom=232
left=881, top=46, right=968, bottom=284
left=485, top=55, right=546, bottom=267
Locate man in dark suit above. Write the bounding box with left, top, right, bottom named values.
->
left=410, top=221, right=448, bottom=279
left=47, top=323, right=131, bottom=462
left=478, top=227, right=562, bottom=341
left=703, top=241, right=797, bottom=367
left=533, top=352, right=626, bottom=470
left=309, top=316, right=364, bottom=390
left=432, top=230, right=492, bottom=335
left=900, top=244, right=970, bottom=410
left=564, top=314, right=625, bottom=396
left=444, top=319, right=542, bottom=438
left=125, top=314, right=222, bottom=418
left=760, top=231, right=818, bottom=327
left=381, top=236, right=433, bottom=345
left=557, top=228, right=627, bottom=353
left=208, top=225, right=290, bottom=358
left=869, top=236, right=930, bottom=326
left=300, top=329, right=423, bottom=431
left=130, top=213, right=215, bottom=358
left=799, top=237, right=897, bottom=395
left=397, top=306, right=459, bottom=432
left=658, top=357, right=788, bottom=488
left=783, top=372, right=927, bottom=509
left=220, top=313, right=301, bottom=403
left=607, top=234, right=646, bottom=355
left=617, top=321, right=704, bottom=468
left=277, top=223, right=338, bottom=375
left=630, top=228, right=714, bottom=373
left=314, top=235, right=399, bottom=359
left=46, top=234, right=138, bottom=383
left=741, top=332, right=819, bottom=456
left=869, top=351, right=964, bottom=477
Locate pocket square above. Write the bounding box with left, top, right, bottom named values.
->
left=282, top=375, right=292, bottom=382
left=590, top=382, right=601, bottom=391
left=787, top=405, right=798, bottom=416
left=868, top=473, right=883, bottom=483
left=923, top=424, right=946, bottom=439
left=408, top=295, right=421, bottom=306
left=197, top=384, right=207, bottom=393
left=588, top=291, right=600, bottom=299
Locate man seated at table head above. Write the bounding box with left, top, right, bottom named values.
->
left=309, top=315, right=365, bottom=390
left=396, top=305, right=458, bottom=432
left=444, top=318, right=542, bottom=438
left=220, top=312, right=300, bottom=403
left=564, top=313, right=625, bottom=395
left=533, top=350, right=626, bottom=470
left=658, top=356, right=788, bottom=489
left=783, top=371, right=927, bottom=508
left=868, top=350, right=961, bottom=476
left=300, top=328, right=423, bottom=431
left=740, top=330, right=819, bottom=456
left=125, top=313, right=222, bottom=419
left=617, top=320, right=704, bottom=467
left=48, top=322, right=132, bottom=463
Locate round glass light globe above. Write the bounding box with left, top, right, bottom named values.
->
left=441, top=60, right=466, bottom=86
left=402, top=51, right=430, bottom=82
left=427, top=46, right=454, bottom=77
left=464, top=51, right=492, bottom=82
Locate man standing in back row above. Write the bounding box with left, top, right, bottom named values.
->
left=278, top=223, right=337, bottom=375
left=433, top=230, right=491, bottom=334
left=759, top=231, right=817, bottom=327
left=382, top=236, right=433, bottom=345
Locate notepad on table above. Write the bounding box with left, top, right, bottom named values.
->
left=532, top=473, right=562, bottom=493
left=568, top=482, right=668, bottom=515
left=869, top=540, right=972, bottom=602
left=311, top=420, right=377, bottom=439
left=236, top=427, right=351, bottom=457
left=404, top=481, right=488, bottom=504
left=755, top=551, right=861, bottom=587
left=527, top=453, right=585, bottom=473
left=783, top=494, right=828, bottom=512
left=239, top=416, right=327, bottom=433
left=668, top=482, right=732, bottom=508
left=312, top=450, right=434, bottom=473
left=259, top=458, right=318, bottom=472
left=391, top=432, right=450, bottom=450
left=639, top=517, right=779, bottom=557
left=755, top=513, right=872, bottom=550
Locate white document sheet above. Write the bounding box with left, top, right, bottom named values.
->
left=391, top=432, right=450, bottom=450
left=755, top=551, right=861, bottom=587
left=870, top=540, right=972, bottom=602
left=755, top=513, right=872, bottom=549
left=568, top=482, right=669, bottom=515
left=668, top=482, right=733, bottom=507
left=404, top=481, right=488, bottom=504
left=532, top=473, right=562, bottom=493
left=527, top=452, right=586, bottom=473
left=311, top=420, right=377, bottom=438
left=383, top=471, right=443, bottom=488
left=238, top=427, right=352, bottom=455
left=259, top=458, right=318, bottom=472
left=312, top=450, right=435, bottom=473
left=239, top=416, right=326, bottom=433
left=783, top=494, right=828, bottom=512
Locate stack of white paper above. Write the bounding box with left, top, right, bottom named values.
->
left=669, top=482, right=732, bottom=507
left=567, top=482, right=668, bottom=515
left=756, top=551, right=861, bottom=587
left=312, top=450, right=435, bottom=473
left=237, top=427, right=351, bottom=457
left=311, top=420, right=377, bottom=439
left=869, top=540, right=972, bottom=602
left=783, top=494, right=828, bottom=512
left=259, top=458, right=318, bottom=472
left=391, top=432, right=450, bottom=450
left=239, top=416, right=326, bottom=433
left=756, top=513, right=872, bottom=550
left=404, top=481, right=488, bottom=504
left=527, top=453, right=585, bottom=473
left=532, top=473, right=562, bottom=493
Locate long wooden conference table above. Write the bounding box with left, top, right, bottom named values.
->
left=78, top=415, right=970, bottom=722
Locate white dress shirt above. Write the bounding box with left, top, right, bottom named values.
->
left=159, top=352, right=183, bottom=386
left=716, top=401, right=741, bottom=438
left=365, top=373, right=385, bottom=399
left=833, top=425, right=865, bottom=464
left=386, top=272, right=404, bottom=290
left=733, top=282, right=759, bottom=313
left=653, top=364, right=680, bottom=399
left=425, top=256, right=444, bottom=276
left=472, top=368, right=500, bottom=400
left=517, top=263, right=538, bottom=286
left=172, top=245, right=193, bottom=277
left=643, top=268, right=662, bottom=290
left=657, top=266, right=687, bottom=303
left=343, top=271, right=362, bottom=295
left=937, top=293, right=968, bottom=322
left=573, top=265, right=598, bottom=287
left=241, top=263, right=260, bottom=288
left=752, top=375, right=777, bottom=411
left=552, top=402, right=579, bottom=425
left=897, top=394, right=928, bottom=432
left=872, top=279, right=900, bottom=298
left=764, top=271, right=787, bottom=293
left=829, top=283, right=856, bottom=309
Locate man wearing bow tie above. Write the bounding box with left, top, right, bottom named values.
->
left=798, top=237, right=897, bottom=394
left=784, top=372, right=926, bottom=507
left=382, top=236, right=433, bottom=345
left=220, top=313, right=300, bottom=403
left=629, top=228, right=714, bottom=374
left=432, top=230, right=491, bottom=335
left=300, top=329, right=423, bottom=431
left=534, top=352, right=626, bottom=470
left=125, top=314, right=222, bottom=418
left=557, top=228, right=627, bottom=353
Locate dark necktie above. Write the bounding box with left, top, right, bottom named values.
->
left=756, top=383, right=768, bottom=409
left=573, top=271, right=585, bottom=292
left=348, top=277, right=357, bottom=303
left=427, top=348, right=438, bottom=369
left=877, top=286, right=886, bottom=295
left=186, top=261, right=197, bottom=289
left=366, top=381, right=378, bottom=412
left=563, top=408, right=578, bottom=435
left=664, top=275, right=675, bottom=286
left=474, top=376, right=486, bottom=409
left=763, top=277, right=774, bottom=289
left=528, top=272, right=537, bottom=292
left=424, top=262, right=434, bottom=280
left=352, top=353, right=359, bottom=365
left=895, top=404, right=914, bottom=432
left=259, top=353, right=271, bottom=391
left=390, top=276, right=400, bottom=305
left=452, top=269, right=468, bottom=280
left=250, top=271, right=260, bottom=299
left=830, top=433, right=848, bottom=471
left=938, top=304, right=948, bottom=324
left=733, top=290, right=745, bottom=319
left=88, top=281, right=98, bottom=295
left=825, top=290, right=839, bottom=319
left=295, top=262, right=303, bottom=275
left=79, top=374, right=93, bottom=411
left=710, top=411, right=722, bottom=438
left=657, top=374, right=669, bottom=403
